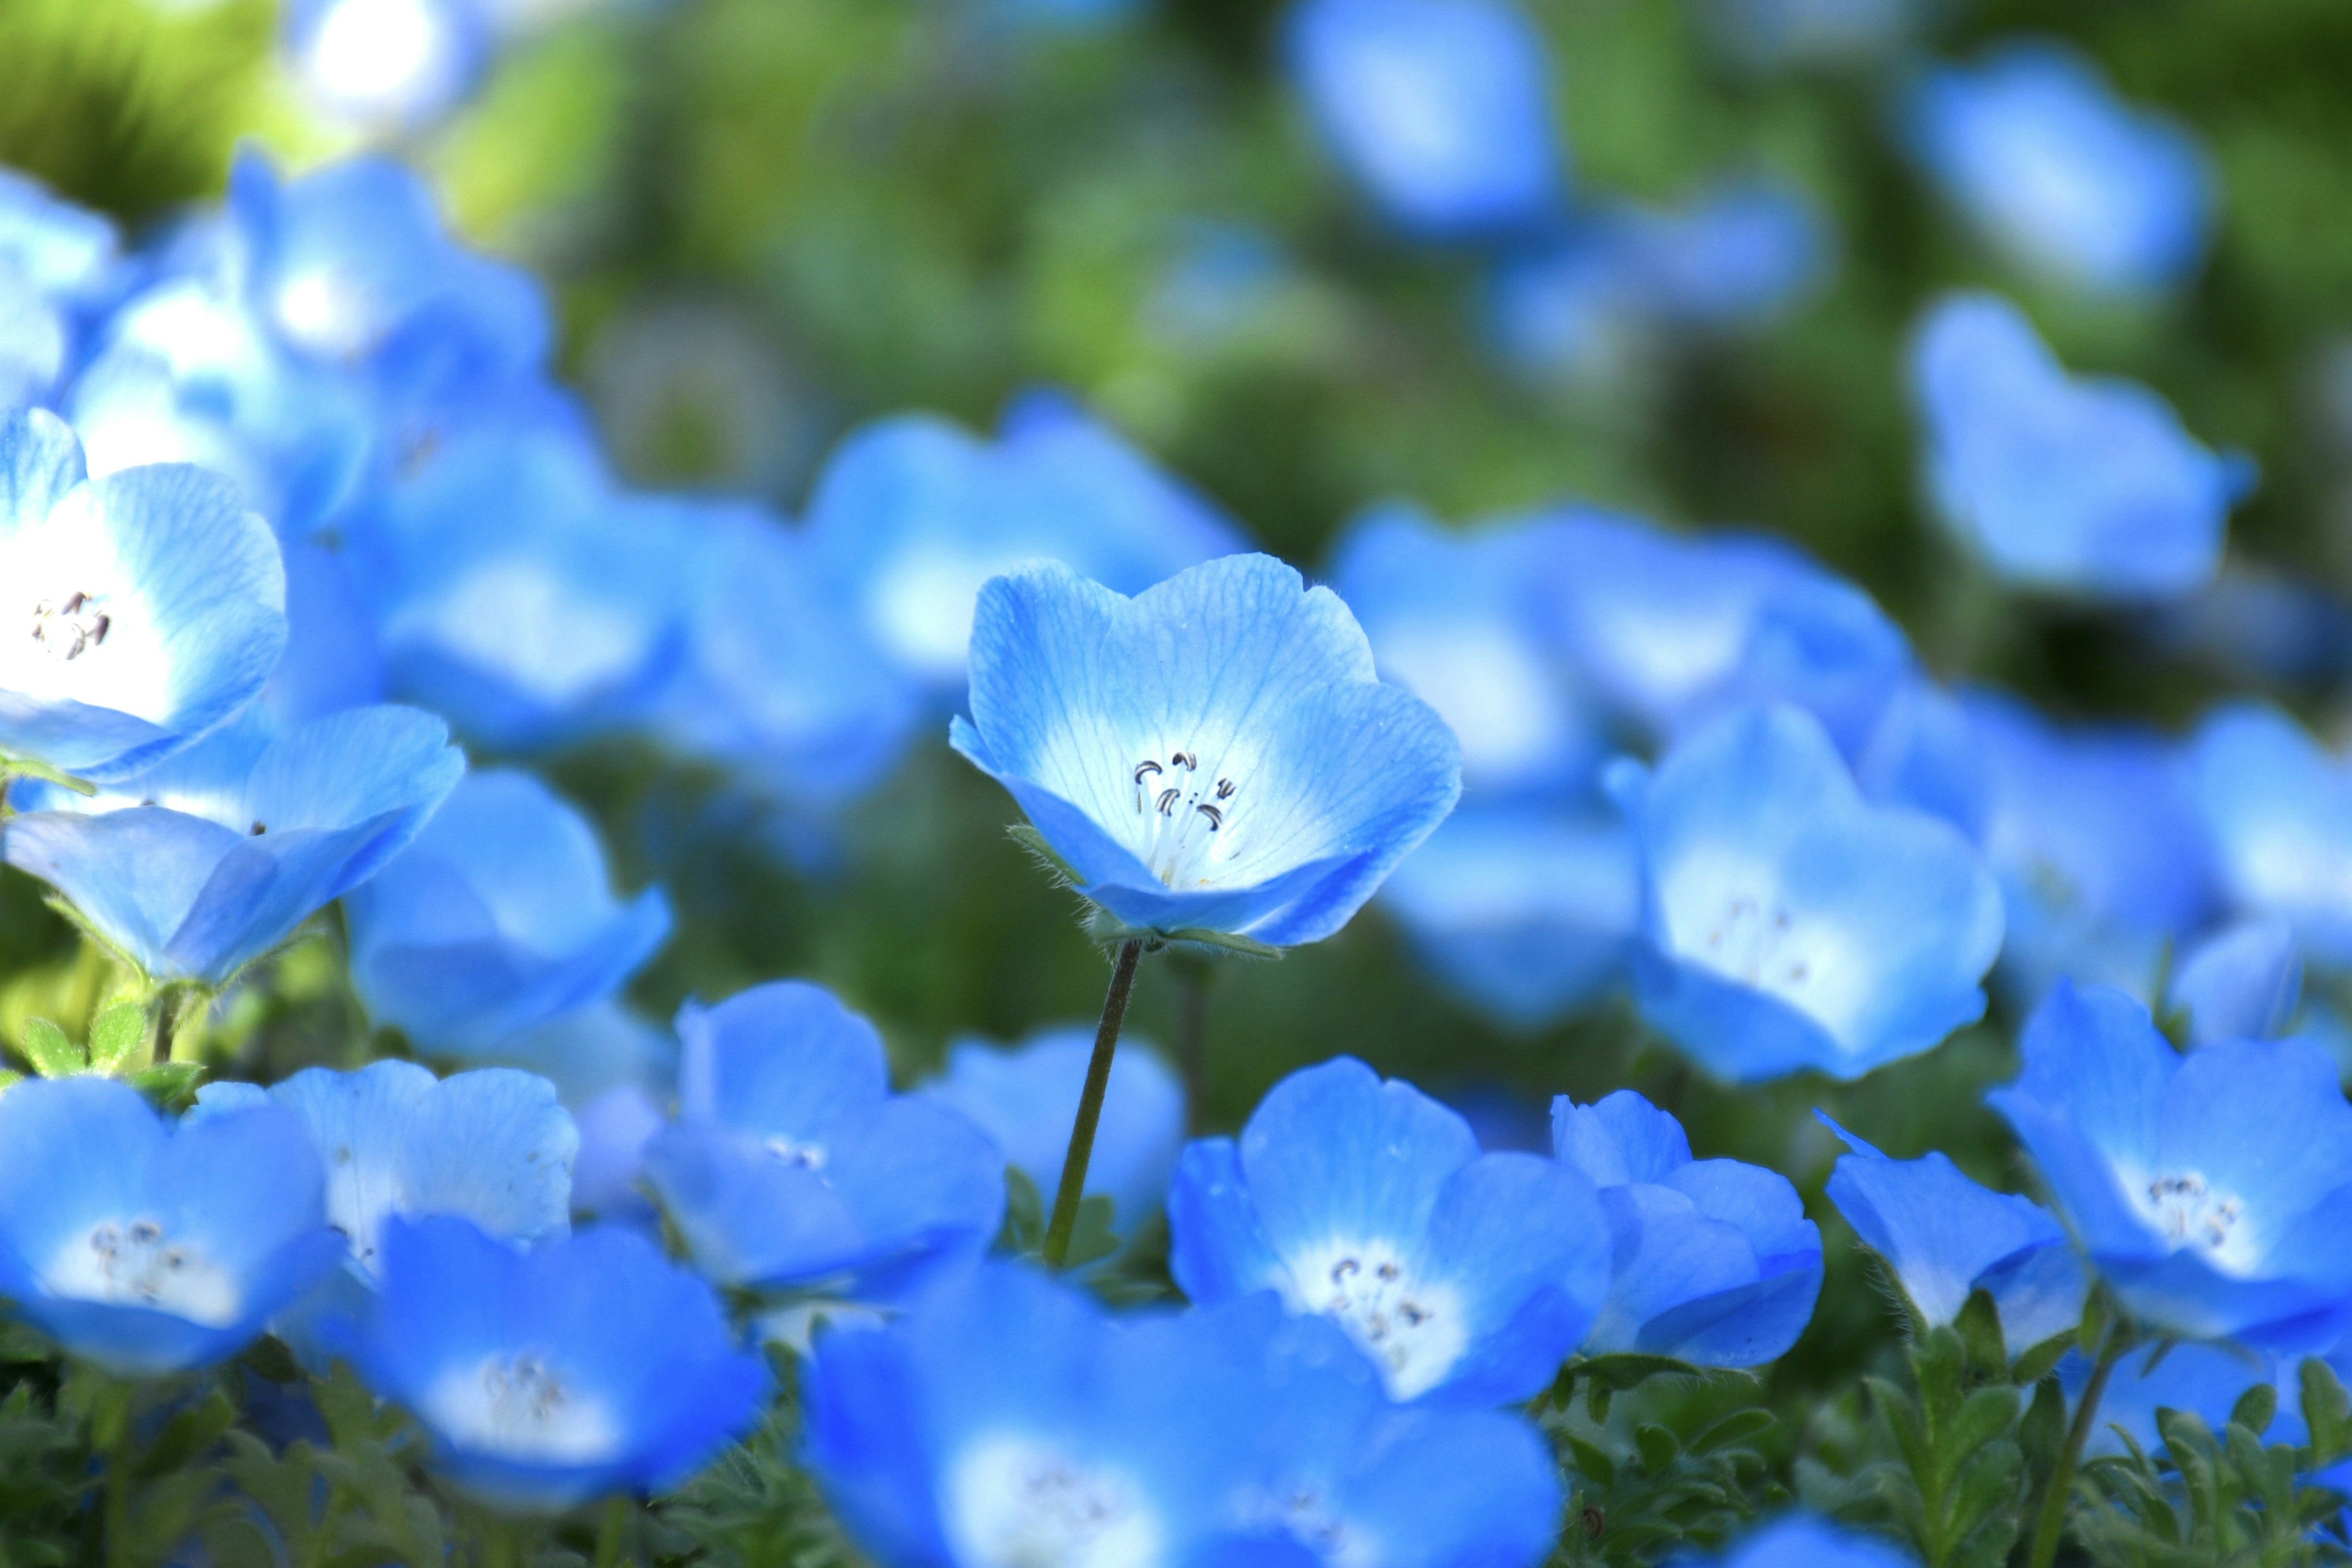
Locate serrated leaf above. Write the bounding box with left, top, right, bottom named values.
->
left=15, top=1019, right=81, bottom=1079
left=86, top=1002, right=146, bottom=1076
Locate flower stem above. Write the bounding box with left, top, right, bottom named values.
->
left=592, top=1496, right=628, bottom=1568
left=2027, top=1328, right=2129, bottom=1568
left=1042, top=938, right=1145, bottom=1268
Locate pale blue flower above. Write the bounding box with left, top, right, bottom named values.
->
left=2062, top=1340, right=2275, bottom=1460
left=2190, top=701, right=2352, bottom=968
left=953, top=553, right=1461, bottom=948
left=1688, top=1515, right=1917, bottom=1568
left=0, top=169, right=119, bottom=408
left=282, top=0, right=492, bottom=133
left=1619, top=704, right=2003, bottom=1082
left=2167, top=918, right=2301, bottom=1047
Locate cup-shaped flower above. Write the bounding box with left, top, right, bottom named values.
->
left=2190, top=701, right=2352, bottom=968
left=344, top=769, right=671, bottom=1057
left=804, top=391, right=1245, bottom=690
left=3, top=704, right=464, bottom=986
left=2167, top=919, right=2301, bottom=1047
left=0, top=169, right=118, bottom=407
left=642, top=982, right=1005, bottom=1297
left=1910, top=293, right=2252, bottom=601
left=1693, top=1515, right=1918, bottom=1568
left=1904, top=41, right=2211, bottom=296
left=953, top=554, right=1461, bottom=950
left=1988, top=982, right=2352, bottom=1348
left=1819, top=1115, right=2084, bottom=1355
left=281, top=0, right=491, bottom=134
left=1169, top=1056, right=1609, bottom=1403
left=1283, top=0, right=1560, bottom=239
left=353, top=1215, right=766, bottom=1513
left=0, top=407, right=287, bottom=783
left=0, top=1077, right=344, bottom=1376
left=1551, top=1091, right=1821, bottom=1366
left=916, top=1027, right=1185, bottom=1242
left=1619, top=704, right=2003, bottom=1082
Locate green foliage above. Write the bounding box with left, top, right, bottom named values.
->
left=658, top=1356, right=866, bottom=1568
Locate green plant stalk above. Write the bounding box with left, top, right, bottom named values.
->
left=593, top=1496, right=628, bottom=1568
left=1041, top=938, right=1145, bottom=1268
left=93, top=1378, right=133, bottom=1568
left=2027, top=1329, right=2129, bottom=1568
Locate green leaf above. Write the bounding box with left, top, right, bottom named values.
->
left=0, top=1071, right=20, bottom=1094
left=2304, top=1358, right=2352, bottom=1464
left=1563, top=1434, right=1616, bottom=1488
left=998, top=1166, right=1045, bottom=1253
left=14, top=1019, right=81, bottom=1079
left=2011, top=1330, right=2073, bottom=1389
left=1689, top=1408, right=1775, bottom=1456
left=86, top=1001, right=146, bottom=1076
left=1946, top=1385, right=2022, bottom=1468
left=1953, top=1287, right=2007, bottom=1381
left=125, top=1061, right=203, bottom=1109
left=2230, top=1379, right=2278, bottom=1438
left=1632, top=1423, right=1679, bottom=1474
left=1061, top=1194, right=1122, bottom=1269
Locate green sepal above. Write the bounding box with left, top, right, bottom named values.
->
left=1006, top=824, right=1080, bottom=887
left=1953, top=1287, right=2007, bottom=1381
left=2301, top=1357, right=2352, bottom=1464
left=2012, top=1329, right=2073, bottom=1389
left=2230, top=1379, right=2278, bottom=1438
left=1082, top=906, right=1286, bottom=960
left=15, top=1017, right=83, bottom=1078
left=0, top=753, right=98, bottom=796
left=126, top=1061, right=204, bottom=1109
left=87, top=1001, right=147, bottom=1076
left=998, top=1166, right=1046, bottom=1253
left=1061, top=1194, right=1122, bottom=1269
left=0, top=1069, right=20, bottom=1094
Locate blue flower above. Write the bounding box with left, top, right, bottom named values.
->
left=805, top=1261, right=1562, bottom=1568
left=266, top=540, right=386, bottom=728
left=1327, top=501, right=1604, bottom=799
left=353, top=1214, right=766, bottom=1513
left=1553, top=1090, right=1822, bottom=1366
left=1689, top=1515, right=1918, bottom=1568
left=2190, top=701, right=2352, bottom=968
left=1709, top=0, right=1917, bottom=69
left=0, top=168, right=119, bottom=408
left=1910, top=293, right=2252, bottom=601
left=344, top=769, right=671, bottom=1057
left=2167, top=919, right=2301, bottom=1047
left=1619, top=704, right=2003, bottom=1082
left=282, top=0, right=492, bottom=133
left=804, top=392, right=1246, bottom=690
left=0, top=407, right=287, bottom=782
left=1605, top=179, right=1830, bottom=331
left=1988, top=982, right=2352, bottom=1349
left=2060, top=1340, right=2275, bottom=1460
left=0, top=1077, right=344, bottom=1375
left=1547, top=512, right=1912, bottom=758
left=4, top=704, right=464, bottom=985
left=642, top=981, right=1005, bottom=1297
left=1905, top=40, right=2212, bottom=295
left=1169, top=1056, right=1610, bottom=1403
left=1376, top=801, right=1641, bottom=1027
left=952, top=554, right=1461, bottom=949
left=1283, top=0, right=1561, bottom=239
left=1820, top=1115, right=2085, bottom=1354
left=917, top=1027, right=1185, bottom=1241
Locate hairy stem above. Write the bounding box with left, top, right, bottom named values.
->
left=1042, top=939, right=1146, bottom=1268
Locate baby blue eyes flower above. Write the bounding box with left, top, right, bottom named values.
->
left=1620, top=704, right=2003, bottom=1083
left=642, top=981, right=1005, bottom=1296
left=2166, top=918, right=2301, bottom=1047
left=4, top=704, right=465, bottom=986
left=953, top=553, right=1461, bottom=949
left=0, top=1077, right=344, bottom=1376
left=1552, top=1091, right=1822, bottom=1367
left=2190, top=701, right=2352, bottom=969
left=1169, top=1055, right=1609, bottom=1403
left=917, top=1027, right=1186, bottom=1240
left=1694, top=1515, right=1918, bottom=1568
left=344, top=769, right=671, bottom=1058
left=0, top=170, right=118, bottom=408
left=1284, top=0, right=1561, bottom=239
left=0, top=407, right=288, bottom=783
left=354, top=1214, right=766, bottom=1513
left=1989, top=982, right=2352, bottom=1349
left=1819, top=1115, right=2085, bottom=1355
left=1910, top=293, right=2253, bottom=603
left=282, top=0, right=492, bottom=134
left=1905, top=40, right=2212, bottom=296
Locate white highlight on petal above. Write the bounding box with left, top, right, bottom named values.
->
left=1655, top=849, right=1872, bottom=1049
left=945, top=1431, right=1164, bottom=1568
left=867, top=549, right=1007, bottom=682
left=1376, top=622, right=1561, bottom=783
left=43, top=1218, right=242, bottom=1327
left=423, top=1350, right=624, bottom=1464
left=1280, top=1237, right=1467, bottom=1401
left=298, top=0, right=458, bottom=125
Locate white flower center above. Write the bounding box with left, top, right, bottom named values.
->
left=2140, top=1170, right=2259, bottom=1275
left=30, top=590, right=111, bottom=662
left=1237, top=1485, right=1371, bottom=1568
left=761, top=1134, right=827, bottom=1170
left=425, top=1350, right=624, bottom=1464
left=1284, top=1240, right=1466, bottom=1401
left=43, top=1218, right=241, bottom=1326
left=946, top=1433, right=1163, bottom=1568
left=1691, top=894, right=1816, bottom=990
left=1129, top=750, right=1239, bottom=888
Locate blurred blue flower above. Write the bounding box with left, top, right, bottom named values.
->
left=2144, top=564, right=2352, bottom=689
left=1327, top=501, right=1604, bottom=799
left=1546, top=511, right=1912, bottom=758
left=0, top=169, right=119, bottom=407
left=483, top=999, right=676, bottom=1109
left=1, top=407, right=287, bottom=783
left=1911, top=293, right=2252, bottom=601
left=917, top=1026, right=1185, bottom=1240
left=805, top=391, right=1246, bottom=690
left=1820, top=1114, right=2085, bottom=1354
left=1709, top=0, right=1918, bottom=70
left=265, top=540, right=386, bottom=728
left=2062, top=1340, right=2275, bottom=1460
left=282, top=0, right=492, bottom=134
left=354, top=1215, right=766, bottom=1513
left=1553, top=1090, right=1822, bottom=1366
left=570, top=1082, right=664, bottom=1229
left=1284, top=0, right=1561, bottom=239
left=2168, top=919, right=2301, bottom=1047
left=955, top=554, right=1460, bottom=949
left=5, top=705, right=463, bottom=985
left=1169, top=1055, right=1610, bottom=1403
left=1989, top=982, right=2352, bottom=1348
left=1619, top=704, right=2003, bottom=1082
left=643, top=981, right=1005, bottom=1296
left=0, top=1077, right=343, bottom=1375
left=1377, top=802, right=1641, bottom=1027
left=1691, top=1515, right=1918, bottom=1568
left=1905, top=40, right=2212, bottom=295
left=344, top=769, right=671, bottom=1057
left=2191, top=701, right=2352, bottom=969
